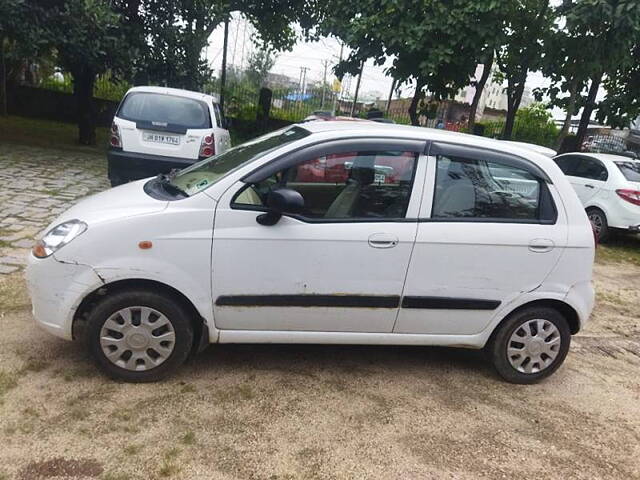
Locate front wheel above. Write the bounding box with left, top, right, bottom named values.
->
left=488, top=307, right=571, bottom=384
left=86, top=290, right=194, bottom=382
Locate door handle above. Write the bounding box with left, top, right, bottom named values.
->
left=368, top=233, right=399, bottom=249
left=528, top=238, right=555, bottom=253
left=585, top=184, right=595, bottom=189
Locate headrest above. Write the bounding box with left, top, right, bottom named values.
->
left=350, top=154, right=375, bottom=185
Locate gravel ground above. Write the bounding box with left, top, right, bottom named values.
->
left=0, top=259, right=639, bottom=480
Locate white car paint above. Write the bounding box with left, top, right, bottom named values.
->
left=554, top=152, right=640, bottom=231
left=503, top=141, right=557, bottom=158
left=26, top=122, right=595, bottom=370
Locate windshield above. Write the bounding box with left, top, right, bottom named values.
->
left=119, top=92, right=211, bottom=129
left=616, top=161, right=640, bottom=182
left=169, top=126, right=311, bottom=196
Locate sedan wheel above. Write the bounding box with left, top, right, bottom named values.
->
left=587, top=208, right=609, bottom=242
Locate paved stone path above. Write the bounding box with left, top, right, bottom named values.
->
left=0, top=143, right=109, bottom=274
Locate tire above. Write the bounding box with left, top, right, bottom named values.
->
left=86, top=289, right=194, bottom=382
left=487, top=307, right=571, bottom=384
left=587, top=207, right=609, bottom=243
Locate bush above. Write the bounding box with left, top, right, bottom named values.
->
left=477, top=103, right=559, bottom=147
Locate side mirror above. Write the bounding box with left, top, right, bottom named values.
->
left=256, top=188, right=304, bottom=226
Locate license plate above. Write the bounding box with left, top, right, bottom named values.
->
left=374, top=173, right=386, bottom=183
left=143, top=132, right=180, bottom=145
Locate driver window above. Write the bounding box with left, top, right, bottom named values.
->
left=432, top=155, right=542, bottom=220
left=233, top=150, right=417, bottom=220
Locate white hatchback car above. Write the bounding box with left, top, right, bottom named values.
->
left=553, top=152, right=640, bottom=241
left=108, top=86, right=231, bottom=186
left=27, top=122, right=595, bottom=384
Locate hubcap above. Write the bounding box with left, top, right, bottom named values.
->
left=100, top=306, right=176, bottom=371
left=507, top=319, right=561, bottom=374
left=588, top=212, right=602, bottom=235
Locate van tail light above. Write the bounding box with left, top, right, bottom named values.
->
left=110, top=121, right=122, bottom=148
left=616, top=189, right=640, bottom=206
left=199, top=134, right=215, bottom=158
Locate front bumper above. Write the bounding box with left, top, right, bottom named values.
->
left=25, top=254, right=103, bottom=340
left=107, top=149, right=198, bottom=183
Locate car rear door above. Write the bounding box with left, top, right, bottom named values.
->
left=395, top=142, right=567, bottom=335
left=211, top=138, right=427, bottom=333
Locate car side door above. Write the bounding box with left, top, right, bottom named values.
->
left=555, top=154, right=607, bottom=203
left=210, top=138, right=427, bottom=333
left=395, top=142, right=567, bottom=336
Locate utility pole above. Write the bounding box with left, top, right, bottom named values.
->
left=298, top=66, right=310, bottom=110
left=320, top=60, right=329, bottom=110
left=385, top=78, right=396, bottom=115
left=219, top=15, right=230, bottom=115
left=239, top=19, right=248, bottom=73
left=350, top=61, right=364, bottom=117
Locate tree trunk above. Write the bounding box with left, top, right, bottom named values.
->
left=468, top=54, right=493, bottom=133
left=575, top=73, right=602, bottom=148
left=73, top=68, right=96, bottom=145
left=503, top=79, right=525, bottom=139
left=556, top=77, right=578, bottom=150
left=408, top=79, right=425, bottom=126
left=0, top=37, right=6, bottom=116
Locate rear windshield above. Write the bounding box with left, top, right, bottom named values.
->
left=615, top=161, right=640, bottom=182
left=118, top=92, right=211, bottom=129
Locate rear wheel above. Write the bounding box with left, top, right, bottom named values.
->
left=488, top=307, right=571, bottom=384
left=587, top=207, right=609, bottom=243
left=86, top=290, right=194, bottom=382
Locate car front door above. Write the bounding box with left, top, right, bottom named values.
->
left=210, top=138, right=427, bottom=333
left=395, top=142, right=567, bottom=335
left=555, top=154, right=607, bottom=203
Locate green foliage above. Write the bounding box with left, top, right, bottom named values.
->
left=40, top=71, right=130, bottom=101
left=478, top=103, right=558, bottom=147
left=245, top=48, right=276, bottom=90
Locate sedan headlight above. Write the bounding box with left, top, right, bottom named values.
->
left=32, top=220, right=88, bottom=258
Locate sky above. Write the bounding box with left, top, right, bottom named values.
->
left=205, top=14, right=596, bottom=121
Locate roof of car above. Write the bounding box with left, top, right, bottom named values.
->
left=556, top=152, right=640, bottom=163
left=296, top=120, right=556, bottom=163
left=126, top=86, right=218, bottom=103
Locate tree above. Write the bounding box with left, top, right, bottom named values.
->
left=321, top=0, right=507, bottom=126
left=563, top=0, right=640, bottom=145
left=125, top=0, right=315, bottom=91
left=495, top=0, right=554, bottom=139
left=245, top=47, right=276, bottom=90
left=0, top=0, right=45, bottom=115
left=38, top=0, right=129, bottom=145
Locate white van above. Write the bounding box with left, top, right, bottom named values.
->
left=27, top=122, right=595, bottom=384
left=108, top=86, right=231, bottom=186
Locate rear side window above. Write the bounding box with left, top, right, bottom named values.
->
left=213, top=104, right=222, bottom=128
left=432, top=155, right=555, bottom=222
left=615, top=161, right=640, bottom=182
left=118, top=92, right=211, bottom=129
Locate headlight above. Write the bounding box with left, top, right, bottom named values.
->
left=32, top=220, right=88, bottom=258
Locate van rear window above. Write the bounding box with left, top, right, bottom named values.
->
left=118, top=92, right=211, bottom=129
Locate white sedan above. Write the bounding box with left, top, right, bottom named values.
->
left=553, top=152, right=640, bottom=241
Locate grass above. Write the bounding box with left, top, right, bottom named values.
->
left=181, top=431, right=196, bottom=446
left=0, top=115, right=109, bottom=153
left=596, top=235, right=640, bottom=266
left=0, top=370, right=18, bottom=402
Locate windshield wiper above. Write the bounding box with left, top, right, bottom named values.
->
left=156, top=173, right=189, bottom=198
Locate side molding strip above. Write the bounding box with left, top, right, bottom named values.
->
left=402, top=296, right=501, bottom=310
left=216, top=295, right=400, bottom=308
left=216, top=295, right=501, bottom=311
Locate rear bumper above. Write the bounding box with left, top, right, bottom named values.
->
left=107, top=149, right=198, bottom=183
